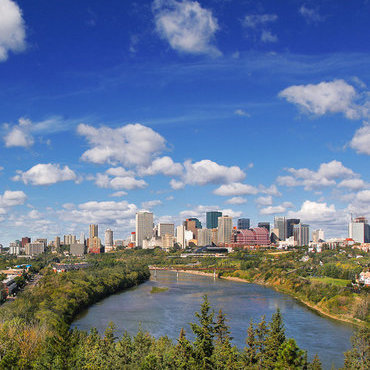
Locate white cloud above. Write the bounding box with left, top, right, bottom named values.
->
left=13, top=163, right=77, bottom=186
left=234, top=109, right=250, bottom=117
left=94, top=172, right=147, bottom=190
left=256, top=195, right=273, bottom=206
left=179, top=204, right=241, bottom=221
left=138, top=156, right=183, bottom=177
left=348, top=190, right=370, bottom=218
left=279, top=80, right=361, bottom=119
left=58, top=200, right=137, bottom=226
left=141, top=199, right=162, bottom=209
left=299, top=5, right=322, bottom=23
left=110, top=191, right=128, bottom=197
left=277, top=160, right=358, bottom=191
left=28, top=209, right=42, bottom=219
left=225, top=196, right=247, bottom=205
left=243, top=14, right=277, bottom=28
left=338, top=178, right=367, bottom=190
left=78, top=123, right=166, bottom=167
left=153, top=0, right=220, bottom=56
left=260, top=205, right=286, bottom=215
left=260, top=184, right=282, bottom=196
left=170, top=179, right=185, bottom=190
left=261, top=30, right=277, bottom=43
left=0, top=0, right=26, bottom=61
left=4, top=118, right=34, bottom=147
left=350, top=123, right=370, bottom=155
left=0, top=190, right=26, bottom=207
left=213, top=182, right=259, bottom=196
left=183, top=159, right=245, bottom=186
left=288, top=201, right=337, bottom=222
left=356, top=190, right=370, bottom=203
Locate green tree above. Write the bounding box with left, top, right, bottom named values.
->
left=343, top=327, right=370, bottom=370
left=308, top=354, right=322, bottom=370
left=275, top=338, right=307, bottom=369
left=190, top=295, right=215, bottom=369
left=244, top=320, right=258, bottom=367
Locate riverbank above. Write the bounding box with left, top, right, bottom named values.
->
left=169, top=269, right=366, bottom=328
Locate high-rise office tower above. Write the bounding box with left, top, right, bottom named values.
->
left=105, top=229, right=113, bottom=252
left=312, top=229, right=325, bottom=243
left=237, top=218, right=250, bottom=230
left=54, top=236, right=60, bottom=250
left=21, top=237, right=31, bottom=248
left=89, top=224, right=98, bottom=241
left=349, top=217, right=370, bottom=243
left=176, top=225, right=186, bottom=248
left=274, top=217, right=287, bottom=241
left=158, top=223, right=175, bottom=237
left=184, top=218, right=201, bottom=239
left=293, top=224, right=310, bottom=246
left=287, top=219, right=300, bottom=238
left=206, top=211, right=222, bottom=229
left=258, top=222, right=270, bottom=232
left=136, top=211, right=154, bottom=248
left=197, top=228, right=212, bottom=246
left=217, top=216, right=233, bottom=244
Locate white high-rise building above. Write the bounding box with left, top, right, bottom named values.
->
left=158, top=223, right=175, bottom=237
left=105, top=229, right=114, bottom=252
left=176, top=225, right=186, bottom=248
left=312, top=229, right=325, bottom=243
left=349, top=217, right=370, bottom=243
left=217, top=216, right=233, bottom=244
left=197, top=228, right=212, bottom=246
left=135, top=211, right=154, bottom=248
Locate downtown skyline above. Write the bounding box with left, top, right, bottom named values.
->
left=0, top=0, right=370, bottom=246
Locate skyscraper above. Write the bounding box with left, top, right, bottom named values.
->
left=89, top=224, right=98, bottom=241
left=258, top=222, right=270, bottom=232
left=105, top=229, right=113, bottom=252
left=206, top=211, right=222, bottom=229
left=349, top=217, right=370, bottom=243
left=274, top=217, right=287, bottom=241
left=293, top=224, right=310, bottom=246
left=237, top=218, right=250, bottom=230
left=312, top=229, right=325, bottom=242
left=158, top=223, right=175, bottom=237
left=287, top=219, right=300, bottom=238
left=197, top=228, right=212, bottom=246
left=217, top=216, right=233, bottom=244
left=184, top=218, right=201, bottom=239
left=136, top=211, right=154, bottom=248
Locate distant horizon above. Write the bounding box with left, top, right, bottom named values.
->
left=0, top=0, right=369, bottom=247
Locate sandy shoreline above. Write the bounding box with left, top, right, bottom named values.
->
left=158, top=269, right=364, bottom=327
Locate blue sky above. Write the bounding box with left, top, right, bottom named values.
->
left=0, top=0, right=369, bottom=246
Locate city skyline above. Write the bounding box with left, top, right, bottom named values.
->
left=0, top=0, right=370, bottom=246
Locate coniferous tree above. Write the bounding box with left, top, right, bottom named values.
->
left=343, top=327, right=369, bottom=370
left=275, top=338, right=307, bottom=370
left=309, top=354, right=322, bottom=370
left=175, top=328, right=196, bottom=369
left=190, top=295, right=215, bottom=369
left=244, top=320, right=258, bottom=367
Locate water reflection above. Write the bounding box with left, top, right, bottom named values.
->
left=72, top=271, right=353, bottom=369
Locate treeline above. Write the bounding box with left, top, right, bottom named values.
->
left=3, top=296, right=366, bottom=369
left=0, top=255, right=150, bottom=367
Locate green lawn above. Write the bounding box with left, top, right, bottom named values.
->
left=310, top=277, right=351, bottom=287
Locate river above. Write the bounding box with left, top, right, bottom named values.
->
left=72, top=270, right=354, bottom=369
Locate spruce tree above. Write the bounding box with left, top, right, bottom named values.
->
left=343, top=327, right=369, bottom=370
left=309, top=354, right=322, bottom=370
left=244, top=320, right=258, bottom=368
left=275, top=338, right=307, bottom=370
left=190, top=295, right=215, bottom=369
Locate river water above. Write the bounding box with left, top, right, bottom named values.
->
left=72, top=271, right=354, bottom=369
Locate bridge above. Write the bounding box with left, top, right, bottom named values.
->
left=149, top=266, right=237, bottom=279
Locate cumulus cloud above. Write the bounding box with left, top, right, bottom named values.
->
left=0, top=0, right=26, bottom=61
left=260, top=205, right=286, bottom=215
left=0, top=190, right=26, bottom=207
left=261, top=30, right=277, bottom=43
left=170, top=179, right=185, bottom=190
left=4, top=118, right=34, bottom=147
left=78, top=123, right=166, bottom=167
left=287, top=200, right=338, bottom=223
left=138, top=156, right=183, bottom=177
left=213, top=182, right=259, bottom=196
left=277, top=160, right=358, bottom=190
left=94, top=172, right=147, bottom=190
left=58, top=200, right=137, bottom=226
left=279, top=80, right=363, bottom=119
left=183, top=160, right=245, bottom=186
left=153, top=0, right=220, bottom=56
left=350, top=123, right=370, bottom=155
left=13, top=163, right=77, bottom=186
left=141, top=199, right=162, bottom=209
left=256, top=195, right=273, bottom=206
left=348, top=190, right=370, bottom=218
left=338, top=178, right=367, bottom=190
left=225, top=196, right=247, bottom=205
